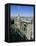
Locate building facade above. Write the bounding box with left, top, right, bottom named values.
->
left=14, top=14, right=33, bottom=40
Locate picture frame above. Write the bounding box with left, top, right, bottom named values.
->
left=5, top=3, right=35, bottom=43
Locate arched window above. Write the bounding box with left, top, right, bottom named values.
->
left=24, top=24, right=27, bottom=31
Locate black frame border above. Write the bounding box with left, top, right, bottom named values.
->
left=5, top=3, right=35, bottom=43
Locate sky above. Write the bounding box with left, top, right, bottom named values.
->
left=10, top=5, right=33, bottom=17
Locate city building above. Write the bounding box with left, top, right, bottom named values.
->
left=14, top=14, right=33, bottom=40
